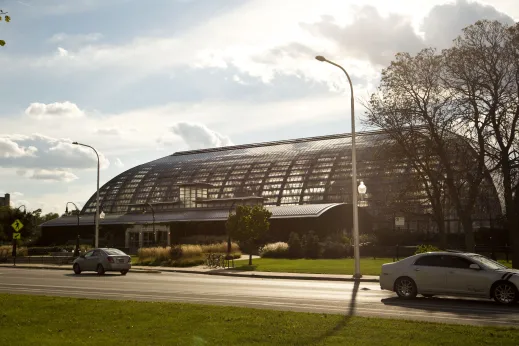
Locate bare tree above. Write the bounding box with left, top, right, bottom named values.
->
left=443, top=20, right=519, bottom=267
left=365, top=48, right=489, bottom=251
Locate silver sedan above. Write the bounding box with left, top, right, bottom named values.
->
left=380, top=251, right=519, bottom=305
left=73, top=248, right=131, bottom=275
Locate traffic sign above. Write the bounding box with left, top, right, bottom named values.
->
left=11, top=219, right=24, bottom=232
left=12, top=232, right=21, bottom=240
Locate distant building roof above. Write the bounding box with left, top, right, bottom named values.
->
left=41, top=203, right=343, bottom=227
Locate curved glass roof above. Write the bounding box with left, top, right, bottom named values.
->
left=82, top=130, right=500, bottom=224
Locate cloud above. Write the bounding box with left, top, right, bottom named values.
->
left=114, top=158, right=124, bottom=168
left=300, top=9, right=425, bottom=66
left=25, top=101, right=84, bottom=119
left=0, top=137, right=38, bottom=158
left=17, top=169, right=79, bottom=182
left=169, top=122, right=233, bottom=150
left=12, top=192, right=24, bottom=197
left=49, top=32, right=104, bottom=44
left=95, top=128, right=121, bottom=136
left=421, top=0, right=515, bottom=49
left=0, top=134, right=110, bottom=171
left=57, top=47, right=69, bottom=57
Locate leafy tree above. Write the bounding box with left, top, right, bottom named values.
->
left=287, top=232, right=303, bottom=258
left=0, top=9, right=11, bottom=47
left=0, top=206, right=55, bottom=243
left=226, top=204, right=272, bottom=265
left=302, top=230, right=320, bottom=259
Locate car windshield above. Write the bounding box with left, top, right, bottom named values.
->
left=469, top=255, right=507, bottom=270
left=104, top=249, right=127, bottom=256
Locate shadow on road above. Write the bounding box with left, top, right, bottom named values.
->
left=308, top=280, right=360, bottom=344
left=63, top=273, right=124, bottom=278
left=381, top=296, right=519, bottom=316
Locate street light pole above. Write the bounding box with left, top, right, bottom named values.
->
left=315, top=55, right=362, bottom=278
left=12, top=204, right=26, bottom=266
left=72, top=142, right=101, bottom=248
left=227, top=201, right=237, bottom=259
left=66, top=202, right=81, bottom=256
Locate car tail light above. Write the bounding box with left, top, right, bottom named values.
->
left=107, top=257, right=114, bottom=263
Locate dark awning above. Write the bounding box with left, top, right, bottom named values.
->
left=41, top=203, right=343, bottom=227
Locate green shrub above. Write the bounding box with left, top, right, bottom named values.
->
left=0, top=245, right=28, bottom=256
left=288, top=232, right=303, bottom=258
left=169, top=245, right=183, bottom=260
left=259, top=242, right=289, bottom=258
left=302, top=231, right=320, bottom=259
left=321, top=241, right=347, bottom=259
left=201, top=242, right=240, bottom=254
left=415, top=244, right=440, bottom=254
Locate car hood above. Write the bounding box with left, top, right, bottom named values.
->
left=496, top=268, right=519, bottom=276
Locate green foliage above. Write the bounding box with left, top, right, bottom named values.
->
left=0, top=9, right=10, bottom=47
left=226, top=205, right=272, bottom=264
left=302, top=230, right=320, bottom=259
left=287, top=232, right=303, bottom=258
left=415, top=244, right=440, bottom=254
left=321, top=239, right=347, bottom=259
left=0, top=206, right=57, bottom=243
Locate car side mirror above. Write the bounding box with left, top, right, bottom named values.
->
left=469, top=264, right=481, bottom=270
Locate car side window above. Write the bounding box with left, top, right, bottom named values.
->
left=92, top=250, right=101, bottom=257
left=444, top=255, right=473, bottom=269
left=414, top=255, right=443, bottom=267
left=84, top=250, right=94, bottom=258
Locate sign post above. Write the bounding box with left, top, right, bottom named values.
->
left=11, top=219, right=24, bottom=266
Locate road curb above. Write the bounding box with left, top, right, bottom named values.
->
left=0, top=264, right=379, bottom=282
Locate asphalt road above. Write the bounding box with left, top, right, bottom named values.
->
left=0, top=267, right=518, bottom=327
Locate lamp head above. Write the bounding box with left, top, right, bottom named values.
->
left=315, top=55, right=326, bottom=62
left=72, top=141, right=78, bottom=145
left=358, top=181, right=367, bottom=195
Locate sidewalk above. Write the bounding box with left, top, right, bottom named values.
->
left=0, top=262, right=380, bottom=283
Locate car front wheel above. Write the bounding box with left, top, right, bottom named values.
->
left=395, top=277, right=417, bottom=299
left=73, top=263, right=81, bottom=275
left=492, top=282, right=518, bottom=305
left=120, top=270, right=128, bottom=276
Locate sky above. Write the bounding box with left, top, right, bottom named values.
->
left=0, top=0, right=517, bottom=213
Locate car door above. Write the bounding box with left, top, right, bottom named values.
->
left=412, top=255, right=449, bottom=294
left=84, top=250, right=101, bottom=271
left=444, top=255, right=490, bottom=296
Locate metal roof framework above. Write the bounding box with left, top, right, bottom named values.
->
left=41, top=203, right=343, bottom=227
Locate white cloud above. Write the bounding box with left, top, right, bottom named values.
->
left=57, top=47, right=69, bottom=57
left=0, top=137, right=38, bottom=158
left=25, top=101, right=84, bottom=119
left=114, top=158, right=124, bottom=168
left=169, top=122, right=233, bottom=150
left=49, top=32, right=104, bottom=44
left=95, top=128, right=121, bottom=136
left=0, top=134, right=110, bottom=171
left=17, top=169, right=79, bottom=182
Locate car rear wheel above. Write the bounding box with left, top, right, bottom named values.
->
left=73, top=263, right=81, bottom=275
left=120, top=270, right=128, bottom=276
left=492, top=282, right=518, bottom=305
left=96, top=264, right=105, bottom=275
left=395, top=277, right=417, bottom=299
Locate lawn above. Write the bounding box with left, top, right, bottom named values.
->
left=234, top=258, right=393, bottom=276
left=1, top=294, right=518, bottom=346
left=233, top=258, right=513, bottom=276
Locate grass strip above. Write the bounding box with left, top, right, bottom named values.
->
left=0, top=294, right=518, bottom=345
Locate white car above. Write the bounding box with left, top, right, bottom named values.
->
left=380, top=251, right=519, bottom=305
